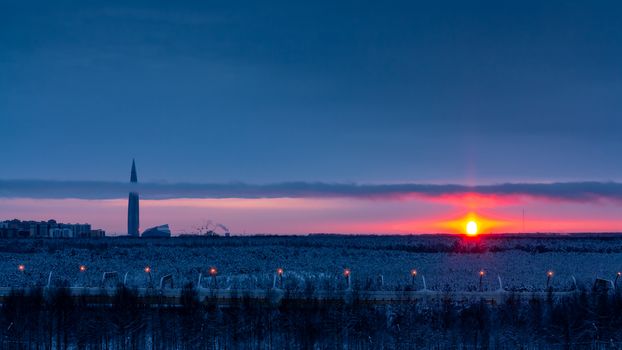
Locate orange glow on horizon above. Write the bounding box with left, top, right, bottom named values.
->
left=438, top=212, right=509, bottom=235
left=2, top=197, right=622, bottom=235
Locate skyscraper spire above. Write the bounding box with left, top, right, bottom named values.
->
left=128, top=159, right=140, bottom=237
left=130, top=158, right=138, bottom=183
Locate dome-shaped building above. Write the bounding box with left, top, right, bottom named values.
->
left=141, top=224, right=171, bottom=238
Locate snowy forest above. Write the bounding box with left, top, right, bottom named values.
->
left=2, top=284, right=622, bottom=349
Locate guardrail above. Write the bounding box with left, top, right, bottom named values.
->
left=2, top=269, right=606, bottom=306
left=0, top=286, right=582, bottom=307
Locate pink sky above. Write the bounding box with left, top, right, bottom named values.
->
left=1, top=195, right=621, bottom=235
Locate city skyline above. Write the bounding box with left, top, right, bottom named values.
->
left=2, top=169, right=622, bottom=235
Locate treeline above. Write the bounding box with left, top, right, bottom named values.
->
left=3, top=235, right=622, bottom=255
left=3, top=285, right=622, bottom=349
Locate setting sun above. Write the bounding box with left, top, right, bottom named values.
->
left=438, top=212, right=507, bottom=235
left=466, top=221, right=478, bottom=236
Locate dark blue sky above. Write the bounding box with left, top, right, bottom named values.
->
left=2, top=0, right=622, bottom=184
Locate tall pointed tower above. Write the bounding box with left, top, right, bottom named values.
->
left=127, top=159, right=140, bottom=237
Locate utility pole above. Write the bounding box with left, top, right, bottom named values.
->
left=522, top=208, right=525, bottom=233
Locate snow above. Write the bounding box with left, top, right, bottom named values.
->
left=0, top=234, right=620, bottom=291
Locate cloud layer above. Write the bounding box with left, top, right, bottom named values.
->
left=1, top=180, right=622, bottom=203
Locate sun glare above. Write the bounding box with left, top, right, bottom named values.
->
left=466, top=221, right=478, bottom=236
left=438, top=212, right=503, bottom=235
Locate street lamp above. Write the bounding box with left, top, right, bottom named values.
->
left=546, top=271, right=553, bottom=288
left=276, top=268, right=284, bottom=288
left=209, top=267, right=218, bottom=288
left=411, top=269, right=417, bottom=286
left=79, top=265, right=87, bottom=272
left=144, top=266, right=152, bottom=287
left=18, top=264, right=25, bottom=272
left=343, top=268, right=351, bottom=290
left=479, top=270, right=485, bottom=291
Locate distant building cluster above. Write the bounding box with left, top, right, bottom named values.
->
left=2, top=160, right=232, bottom=239
left=0, top=219, right=105, bottom=238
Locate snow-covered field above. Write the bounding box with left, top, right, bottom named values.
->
left=1, top=234, right=622, bottom=292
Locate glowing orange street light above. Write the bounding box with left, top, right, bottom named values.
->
left=343, top=268, right=352, bottom=290
left=18, top=264, right=25, bottom=272
left=79, top=265, right=87, bottom=272
left=143, top=266, right=153, bottom=287
left=411, top=269, right=418, bottom=285
left=209, top=267, right=218, bottom=288
left=276, top=268, right=284, bottom=288
left=546, top=271, right=553, bottom=288
left=479, top=270, right=485, bottom=291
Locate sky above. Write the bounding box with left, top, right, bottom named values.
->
left=1, top=0, right=622, bottom=234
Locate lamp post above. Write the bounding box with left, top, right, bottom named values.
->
left=344, top=268, right=351, bottom=290
left=546, top=271, right=553, bottom=288
left=615, top=272, right=621, bottom=289
left=209, top=267, right=218, bottom=288
left=479, top=270, right=485, bottom=291
left=411, top=269, right=417, bottom=286
left=276, top=268, right=284, bottom=289
left=144, top=266, right=152, bottom=287
left=78, top=265, right=87, bottom=287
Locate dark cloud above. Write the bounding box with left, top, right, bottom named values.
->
left=1, top=180, right=622, bottom=203
left=2, top=1, right=622, bottom=184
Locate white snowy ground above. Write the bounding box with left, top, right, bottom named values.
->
left=0, top=234, right=621, bottom=292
